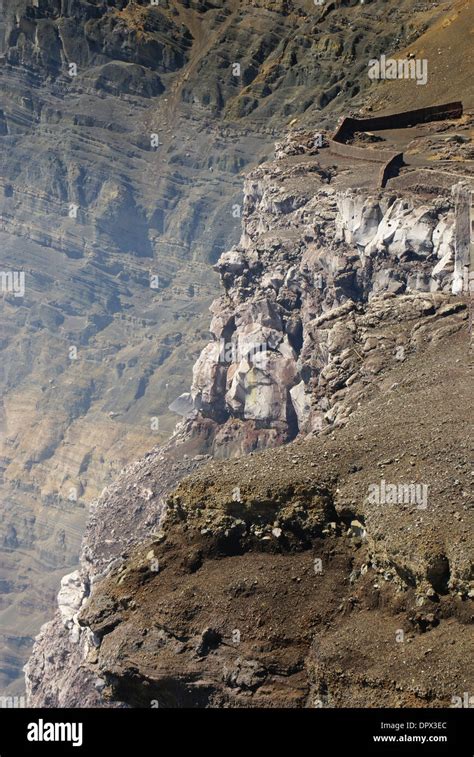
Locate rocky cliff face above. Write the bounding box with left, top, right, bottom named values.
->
left=188, top=132, right=463, bottom=450
left=2, top=0, right=443, bottom=693
left=34, top=342, right=472, bottom=708
left=25, top=111, right=473, bottom=706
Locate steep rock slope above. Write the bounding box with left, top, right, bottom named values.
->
left=1, top=0, right=454, bottom=693
left=26, top=114, right=473, bottom=705
left=366, top=0, right=474, bottom=114
left=188, top=131, right=471, bottom=451
left=65, top=329, right=474, bottom=708
left=26, top=313, right=473, bottom=708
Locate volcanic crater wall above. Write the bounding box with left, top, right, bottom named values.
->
left=24, top=125, right=473, bottom=707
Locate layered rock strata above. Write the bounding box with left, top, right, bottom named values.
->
left=25, top=124, right=473, bottom=707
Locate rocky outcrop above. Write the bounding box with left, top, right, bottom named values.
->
left=187, top=131, right=464, bottom=449
left=3, top=0, right=447, bottom=694
left=25, top=119, right=473, bottom=707
left=26, top=324, right=473, bottom=708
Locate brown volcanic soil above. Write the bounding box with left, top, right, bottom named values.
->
left=365, top=0, right=474, bottom=114
left=80, top=316, right=473, bottom=708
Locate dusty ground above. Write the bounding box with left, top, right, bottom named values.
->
left=365, top=0, right=474, bottom=114
left=79, top=318, right=473, bottom=707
